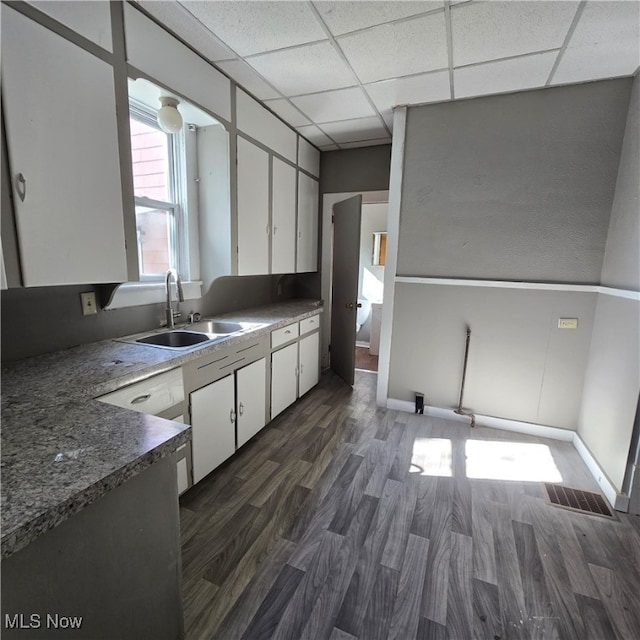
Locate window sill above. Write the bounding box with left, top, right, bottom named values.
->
left=104, top=281, right=202, bottom=310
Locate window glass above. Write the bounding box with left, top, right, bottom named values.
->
left=129, top=111, right=178, bottom=277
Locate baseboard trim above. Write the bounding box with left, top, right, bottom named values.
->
left=355, top=341, right=370, bottom=348
left=571, top=434, right=628, bottom=511
left=386, top=398, right=627, bottom=510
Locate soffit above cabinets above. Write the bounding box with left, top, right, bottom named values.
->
left=133, top=0, right=640, bottom=151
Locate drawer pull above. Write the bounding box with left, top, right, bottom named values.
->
left=131, top=394, right=151, bottom=405
left=309, top=319, right=315, bottom=324
left=285, top=330, right=291, bottom=335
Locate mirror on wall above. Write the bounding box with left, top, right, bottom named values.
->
left=372, top=232, right=387, bottom=266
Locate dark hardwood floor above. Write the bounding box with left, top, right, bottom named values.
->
left=180, top=371, right=640, bottom=640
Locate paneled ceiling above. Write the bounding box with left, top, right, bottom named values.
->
left=134, top=0, right=640, bottom=151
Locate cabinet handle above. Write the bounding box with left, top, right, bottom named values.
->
left=295, top=367, right=299, bottom=377
left=300, top=363, right=304, bottom=374
left=131, top=394, right=151, bottom=404
left=285, top=329, right=291, bottom=335
left=15, top=173, right=26, bottom=202
left=230, top=409, right=236, bottom=423
left=266, top=224, right=270, bottom=236
left=239, top=402, right=244, bottom=416
left=309, top=319, right=315, bottom=324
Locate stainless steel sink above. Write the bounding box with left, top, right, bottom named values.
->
left=135, top=330, right=211, bottom=348
left=189, top=320, right=245, bottom=335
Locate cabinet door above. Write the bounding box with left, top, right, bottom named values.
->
left=271, top=342, right=298, bottom=419
left=190, top=374, right=235, bottom=484
left=297, top=172, right=319, bottom=273
left=237, top=358, right=267, bottom=448
left=237, top=136, right=269, bottom=275
left=271, top=157, right=296, bottom=274
left=299, top=332, right=320, bottom=397
left=1, top=6, right=128, bottom=286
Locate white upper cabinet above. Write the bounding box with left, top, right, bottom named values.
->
left=237, top=136, right=269, bottom=275
left=271, top=157, right=297, bottom=274
left=297, top=172, right=319, bottom=273
left=2, top=6, right=128, bottom=286
left=297, top=136, right=320, bottom=178
left=27, top=1, right=113, bottom=51
left=123, top=4, right=231, bottom=123
left=236, top=89, right=297, bottom=163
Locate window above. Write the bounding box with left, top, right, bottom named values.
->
left=129, top=102, right=186, bottom=279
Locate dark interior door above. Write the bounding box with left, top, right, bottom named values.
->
left=330, top=195, right=362, bottom=386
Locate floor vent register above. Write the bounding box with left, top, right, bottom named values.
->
left=543, top=483, right=616, bottom=519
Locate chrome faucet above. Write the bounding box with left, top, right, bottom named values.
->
left=165, top=269, right=184, bottom=329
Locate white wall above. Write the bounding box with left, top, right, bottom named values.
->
left=357, top=202, right=387, bottom=343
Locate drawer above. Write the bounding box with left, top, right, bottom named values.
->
left=97, top=368, right=184, bottom=416
left=300, top=315, right=320, bottom=336
left=271, top=323, right=299, bottom=349
left=183, top=336, right=268, bottom=393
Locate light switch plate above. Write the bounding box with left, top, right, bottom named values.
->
left=81, top=292, right=98, bottom=316
left=558, top=318, right=578, bottom=329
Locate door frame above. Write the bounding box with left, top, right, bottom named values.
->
left=320, top=190, right=388, bottom=373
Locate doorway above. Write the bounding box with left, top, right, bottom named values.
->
left=322, top=191, right=389, bottom=384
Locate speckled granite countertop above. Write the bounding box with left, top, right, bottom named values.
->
left=1, top=299, right=322, bottom=559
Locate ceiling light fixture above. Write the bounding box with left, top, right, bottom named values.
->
left=157, top=96, right=183, bottom=134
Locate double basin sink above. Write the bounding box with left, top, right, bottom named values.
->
left=131, top=320, right=263, bottom=350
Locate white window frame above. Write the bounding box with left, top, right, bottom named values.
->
left=129, top=100, right=188, bottom=281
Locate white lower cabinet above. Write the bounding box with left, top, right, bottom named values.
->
left=299, top=332, right=320, bottom=397
left=190, top=374, right=236, bottom=484
left=190, top=357, right=267, bottom=484
left=237, top=358, right=267, bottom=448
left=271, top=342, right=299, bottom=419
left=270, top=319, right=321, bottom=419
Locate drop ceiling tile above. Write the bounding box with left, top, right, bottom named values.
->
left=553, top=1, right=640, bottom=84
left=291, top=87, right=376, bottom=124
left=217, top=59, right=280, bottom=100
left=180, top=2, right=327, bottom=57
left=314, top=1, right=443, bottom=36
left=248, top=42, right=355, bottom=96
left=451, top=1, right=580, bottom=67
left=263, top=99, right=312, bottom=127
left=455, top=51, right=558, bottom=99
left=339, top=138, right=392, bottom=149
left=382, top=111, right=394, bottom=130
left=297, top=124, right=335, bottom=147
left=338, top=12, right=448, bottom=84
left=365, top=70, right=450, bottom=111
left=137, top=1, right=235, bottom=61
left=321, top=116, right=388, bottom=143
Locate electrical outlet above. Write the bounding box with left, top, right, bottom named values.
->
left=558, top=318, right=578, bottom=329
left=80, top=292, right=98, bottom=316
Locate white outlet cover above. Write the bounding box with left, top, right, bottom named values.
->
left=558, top=318, right=578, bottom=329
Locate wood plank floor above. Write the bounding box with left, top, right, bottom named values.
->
left=180, top=371, right=640, bottom=640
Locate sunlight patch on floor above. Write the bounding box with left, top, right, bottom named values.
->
left=410, top=437, right=453, bottom=477
left=465, top=440, right=563, bottom=482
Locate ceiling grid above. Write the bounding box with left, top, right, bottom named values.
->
left=135, top=0, right=640, bottom=151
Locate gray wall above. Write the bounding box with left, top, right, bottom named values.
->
left=600, top=75, right=640, bottom=291
left=0, top=273, right=316, bottom=361
left=578, top=74, right=640, bottom=492
left=389, top=284, right=596, bottom=430
left=320, top=145, right=391, bottom=194
left=388, top=79, right=633, bottom=435
left=397, top=80, right=632, bottom=282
